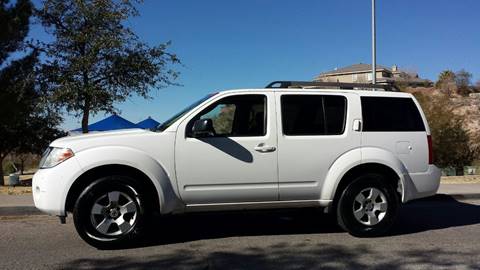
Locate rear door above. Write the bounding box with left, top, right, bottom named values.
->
left=275, top=91, right=362, bottom=201
left=360, top=96, right=429, bottom=173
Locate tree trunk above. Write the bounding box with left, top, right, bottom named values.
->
left=81, top=108, right=89, bottom=133
left=81, top=96, right=90, bottom=133
left=456, top=166, right=464, bottom=176
left=0, top=155, right=5, bottom=186
left=20, top=158, right=25, bottom=175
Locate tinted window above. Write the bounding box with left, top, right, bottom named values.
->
left=361, top=97, right=425, bottom=132
left=189, top=95, right=266, bottom=137
left=281, top=95, right=347, bottom=135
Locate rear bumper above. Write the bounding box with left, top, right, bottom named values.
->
left=403, top=165, right=441, bottom=202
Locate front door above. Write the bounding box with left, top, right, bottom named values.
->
left=175, top=92, right=278, bottom=204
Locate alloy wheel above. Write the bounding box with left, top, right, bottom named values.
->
left=90, top=191, right=138, bottom=236
left=352, top=187, right=388, bottom=226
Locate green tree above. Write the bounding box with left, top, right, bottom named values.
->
left=414, top=93, right=478, bottom=175
left=0, top=0, right=63, bottom=183
left=455, top=69, right=473, bottom=96
left=435, top=70, right=457, bottom=96
left=1, top=0, right=33, bottom=182
left=36, top=0, right=180, bottom=133
left=0, top=52, right=65, bottom=182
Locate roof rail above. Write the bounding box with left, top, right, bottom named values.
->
left=265, top=81, right=399, bottom=91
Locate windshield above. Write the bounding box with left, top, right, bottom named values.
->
left=155, top=93, right=218, bottom=132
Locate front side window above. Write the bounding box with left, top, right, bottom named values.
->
left=281, top=95, right=347, bottom=136
left=156, top=93, right=217, bottom=132
left=188, top=94, right=267, bottom=137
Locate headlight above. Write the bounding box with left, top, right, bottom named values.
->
left=39, top=147, right=74, bottom=168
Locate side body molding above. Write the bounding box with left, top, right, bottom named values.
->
left=321, top=147, right=416, bottom=203
left=72, top=146, right=183, bottom=214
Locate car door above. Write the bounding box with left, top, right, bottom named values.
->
left=175, top=92, right=278, bottom=204
left=275, top=92, right=362, bottom=201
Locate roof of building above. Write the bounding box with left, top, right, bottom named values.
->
left=317, top=63, right=391, bottom=77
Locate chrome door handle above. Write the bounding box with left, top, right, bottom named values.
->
left=254, top=143, right=276, bottom=153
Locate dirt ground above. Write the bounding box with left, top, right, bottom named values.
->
left=1, top=174, right=33, bottom=194
left=441, top=175, right=480, bottom=184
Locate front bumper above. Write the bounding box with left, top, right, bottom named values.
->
left=32, top=157, right=83, bottom=216
left=404, top=164, right=442, bottom=201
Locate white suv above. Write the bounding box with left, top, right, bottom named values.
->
left=33, top=81, right=441, bottom=248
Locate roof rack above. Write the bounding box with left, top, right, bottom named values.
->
left=265, top=81, right=399, bottom=92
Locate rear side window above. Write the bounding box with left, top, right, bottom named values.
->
left=361, top=97, right=425, bottom=132
left=281, top=95, right=347, bottom=135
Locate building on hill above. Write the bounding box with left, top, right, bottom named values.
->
left=314, top=63, right=431, bottom=87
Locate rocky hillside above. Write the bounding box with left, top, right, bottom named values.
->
left=405, top=87, right=480, bottom=136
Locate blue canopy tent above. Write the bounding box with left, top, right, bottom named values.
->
left=136, top=116, right=160, bottom=130
left=71, top=114, right=139, bottom=132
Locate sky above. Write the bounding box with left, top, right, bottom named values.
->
left=29, top=0, right=480, bottom=130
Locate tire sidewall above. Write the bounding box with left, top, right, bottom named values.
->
left=337, top=173, right=399, bottom=237
left=73, top=176, right=145, bottom=249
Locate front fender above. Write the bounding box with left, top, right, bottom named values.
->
left=72, top=146, right=182, bottom=214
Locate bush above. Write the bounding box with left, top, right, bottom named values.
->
left=413, top=92, right=478, bottom=174
left=2, top=161, right=16, bottom=176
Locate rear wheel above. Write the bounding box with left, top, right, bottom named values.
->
left=73, top=176, right=147, bottom=249
left=336, top=173, right=399, bottom=237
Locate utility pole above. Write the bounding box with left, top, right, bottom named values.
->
left=371, top=0, right=376, bottom=85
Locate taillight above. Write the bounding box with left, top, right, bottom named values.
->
left=427, top=135, right=433, bottom=164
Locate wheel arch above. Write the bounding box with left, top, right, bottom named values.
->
left=331, top=163, right=402, bottom=206
left=65, top=164, right=161, bottom=214
left=65, top=146, right=182, bottom=215
left=321, top=147, right=412, bottom=204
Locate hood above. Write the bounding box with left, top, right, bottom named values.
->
left=51, top=129, right=151, bottom=151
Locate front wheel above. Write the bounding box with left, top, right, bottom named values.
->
left=336, top=173, right=399, bottom=237
left=73, top=176, right=146, bottom=249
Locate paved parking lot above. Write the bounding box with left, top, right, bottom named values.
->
left=1, top=197, right=479, bottom=270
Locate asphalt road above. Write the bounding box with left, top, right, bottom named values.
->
left=1, top=197, right=480, bottom=270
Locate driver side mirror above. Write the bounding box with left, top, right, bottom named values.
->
left=191, top=119, right=216, bottom=138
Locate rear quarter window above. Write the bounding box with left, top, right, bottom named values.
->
left=361, top=96, right=425, bottom=132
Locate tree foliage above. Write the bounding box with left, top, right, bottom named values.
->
left=413, top=92, right=478, bottom=173
left=0, top=0, right=64, bottom=182
left=455, top=69, right=473, bottom=96
left=36, top=0, right=180, bottom=133
left=0, top=0, right=32, bottom=63
left=435, top=69, right=474, bottom=96
left=435, top=70, right=457, bottom=96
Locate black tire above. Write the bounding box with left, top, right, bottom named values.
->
left=336, top=173, right=399, bottom=237
left=73, top=176, right=147, bottom=249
